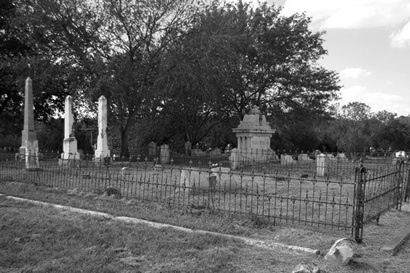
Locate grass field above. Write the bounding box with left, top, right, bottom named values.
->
left=1, top=181, right=410, bottom=272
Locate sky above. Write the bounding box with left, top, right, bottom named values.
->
left=229, top=0, right=410, bottom=116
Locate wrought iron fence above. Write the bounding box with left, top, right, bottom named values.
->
left=1, top=152, right=408, bottom=242
left=353, top=162, right=406, bottom=242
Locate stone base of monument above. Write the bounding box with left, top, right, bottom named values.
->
left=229, top=148, right=276, bottom=170
left=58, top=158, right=80, bottom=167
left=19, top=147, right=40, bottom=169
left=93, top=156, right=111, bottom=166
left=62, top=138, right=80, bottom=159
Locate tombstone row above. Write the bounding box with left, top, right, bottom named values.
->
left=18, top=77, right=111, bottom=169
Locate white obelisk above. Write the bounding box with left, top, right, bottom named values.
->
left=61, top=96, right=80, bottom=160
left=94, top=95, right=110, bottom=159
left=20, top=77, right=39, bottom=169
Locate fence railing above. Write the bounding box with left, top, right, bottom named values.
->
left=353, top=162, right=406, bottom=242
left=1, top=152, right=408, bottom=242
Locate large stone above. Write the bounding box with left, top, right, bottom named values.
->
left=324, top=238, right=358, bottom=266
left=292, top=262, right=321, bottom=273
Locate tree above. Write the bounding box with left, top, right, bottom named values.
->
left=340, top=102, right=371, bottom=121
left=381, top=116, right=410, bottom=151
left=154, top=1, right=341, bottom=149
left=216, top=2, right=341, bottom=119
left=1, top=0, right=74, bottom=143
left=374, top=110, right=397, bottom=123
left=15, top=0, right=201, bottom=157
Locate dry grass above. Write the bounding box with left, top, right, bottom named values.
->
left=1, top=181, right=410, bottom=272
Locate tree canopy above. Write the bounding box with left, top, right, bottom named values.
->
left=2, top=0, right=347, bottom=154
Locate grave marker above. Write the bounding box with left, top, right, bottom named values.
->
left=94, top=96, right=110, bottom=160
left=20, top=77, right=39, bottom=169
left=61, top=96, right=80, bottom=161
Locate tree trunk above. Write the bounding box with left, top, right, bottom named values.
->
left=120, top=127, right=130, bottom=158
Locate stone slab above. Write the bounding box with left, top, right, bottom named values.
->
left=380, top=230, right=410, bottom=256
left=380, top=205, right=410, bottom=256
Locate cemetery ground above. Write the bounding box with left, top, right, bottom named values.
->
left=1, top=181, right=410, bottom=272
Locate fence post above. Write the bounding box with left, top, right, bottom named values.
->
left=405, top=169, right=410, bottom=202
left=397, top=161, right=404, bottom=210
left=354, top=166, right=366, bottom=243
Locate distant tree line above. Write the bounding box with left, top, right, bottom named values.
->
left=1, top=0, right=408, bottom=157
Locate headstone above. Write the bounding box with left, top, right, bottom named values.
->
left=160, top=144, right=169, bottom=164
left=281, top=154, right=296, bottom=165
left=210, top=147, right=222, bottom=157
left=148, top=142, right=157, bottom=156
left=396, top=151, right=406, bottom=157
left=224, top=144, right=231, bottom=154
left=316, top=153, right=327, bottom=177
left=179, top=167, right=242, bottom=195
left=192, top=148, right=205, bottom=156
left=326, top=153, right=336, bottom=161
left=94, top=96, right=110, bottom=160
left=336, top=153, right=348, bottom=161
left=61, top=96, right=80, bottom=161
left=324, top=238, right=358, bottom=266
left=298, top=154, right=312, bottom=162
left=121, top=167, right=132, bottom=178
left=184, top=141, right=192, bottom=156
left=20, top=77, right=39, bottom=169
left=229, top=148, right=238, bottom=169
left=180, top=170, right=190, bottom=186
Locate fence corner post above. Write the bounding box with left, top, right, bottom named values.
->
left=354, top=166, right=366, bottom=243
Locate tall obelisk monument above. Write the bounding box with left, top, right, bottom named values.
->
left=20, top=77, right=39, bottom=169
left=61, top=95, right=80, bottom=160
left=94, top=95, right=110, bottom=160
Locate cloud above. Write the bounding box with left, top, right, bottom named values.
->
left=340, top=85, right=410, bottom=115
left=390, top=21, right=410, bottom=48
left=282, top=0, right=410, bottom=30
left=340, top=68, right=372, bottom=79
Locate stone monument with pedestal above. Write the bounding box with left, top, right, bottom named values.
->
left=61, top=96, right=80, bottom=161
left=94, top=96, right=110, bottom=162
left=20, top=77, right=39, bottom=169
left=230, top=106, right=276, bottom=169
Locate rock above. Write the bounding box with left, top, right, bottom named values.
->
left=292, top=262, right=322, bottom=273
left=324, top=238, right=358, bottom=266
left=105, top=186, right=122, bottom=198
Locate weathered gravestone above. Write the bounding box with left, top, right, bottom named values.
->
left=20, top=77, right=39, bottom=169
left=324, top=238, right=358, bottom=266
left=180, top=167, right=242, bottom=195
left=148, top=142, right=157, bottom=156
left=94, top=96, right=110, bottom=161
left=281, top=154, right=296, bottom=165
left=298, top=154, right=313, bottom=162
left=184, top=141, right=192, bottom=156
left=316, top=153, right=327, bottom=177
left=61, top=96, right=80, bottom=162
left=160, top=144, right=170, bottom=164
